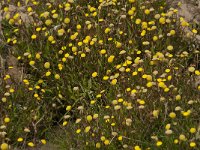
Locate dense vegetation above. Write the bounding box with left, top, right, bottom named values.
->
left=0, top=0, right=200, bottom=149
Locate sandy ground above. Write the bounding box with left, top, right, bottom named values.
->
left=179, top=0, right=200, bottom=41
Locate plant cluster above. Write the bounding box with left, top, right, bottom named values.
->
left=0, top=0, right=200, bottom=149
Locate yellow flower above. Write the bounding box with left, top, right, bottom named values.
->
left=92, top=72, right=98, bottom=78
left=44, top=62, right=50, bottom=69
left=101, top=136, right=106, bottom=141
left=100, top=49, right=106, bottom=54
left=105, top=28, right=111, bottom=34
left=138, top=67, right=143, bottom=72
left=71, top=32, right=79, bottom=40
left=54, top=74, right=60, bottom=79
left=111, top=79, right=117, bottom=85
left=153, top=36, right=158, bottom=41
left=41, top=11, right=49, bottom=18
left=34, top=93, right=39, bottom=98
left=164, top=87, right=170, bottom=92
left=63, top=121, right=68, bottom=126
left=13, top=13, right=19, bottom=20
left=181, top=20, right=189, bottom=26
left=65, top=53, right=70, bottom=58
left=182, top=110, right=191, bottom=117
left=9, top=19, right=14, bottom=25
left=36, top=27, right=41, bottom=32
left=2, top=97, right=7, bottom=102
left=66, top=105, right=72, bottom=111
left=17, top=138, right=23, bottom=142
left=165, top=124, right=171, bottom=130
left=46, top=71, right=51, bottom=77
left=13, top=39, right=17, bottom=44
left=41, top=139, right=47, bottom=145
left=71, top=47, right=77, bottom=52
left=190, top=128, right=196, bottom=133
left=190, top=142, right=196, bottom=147
left=153, top=110, right=159, bottom=118
left=29, top=61, right=35, bottom=66
left=156, top=141, right=162, bottom=146
left=142, top=41, right=150, bottom=45
left=142, top=22, right=148, bottom=29
left=76, top=129, right=81, bottom=134
left=76, top=24, right=81, bottom=30
left=58, top=29, right=65, bottom=36
left=118, top=136, right=123, bottom=141
left=45, top=19, right=52, bottom=26
left=175, top=95, right=181, bottom=101
left=84, top=126, right=91, bottom=133
left=132, top=71, right=138, bottom=76
left=192, top=29, right=197, bottom=34
left=27, top=142, right=35, bottom=147
left=169, top=112, right=176, bottom=118
left=90, top=100, right=96, bottom=105
left=35, top=53, right=41, bottom=59
left=9, top=88, right=15, bottom=93
left=158, top=82, right=166, bottom=88
left=35, top=86, right=41, bottom=89
left=1, top=143, right=9, bottom=150
left=52, top=13, right=58, bottom=19
left=96, top=143, right=101, bottom=148
left=138, top=100, right=145, bottom=105
left=103, top=76, right=109, bottom=80
left=146, top=82, right=153, bottom=88
left=135, top=19, right=141, bottom=24
left=104, top=140, right=110, bottom=145
left=4, top=7, right=9, bottom=12
left=179, top=134, right=186, bottom=141
left=115, top=41, right=122, bottom=48
left=159, top=17, right=166, bottom=24
left=64, top=17, right=70, bottom=24
left=170, top=30, right=176, bottom=35
left=195, top=70, right=200, bottom=75
left=141, top=30, right=147, bottom=37
left=108, top=55, right=115, bottom=63
left=27, top=7, right=33, bottom=12
left=144, top=9, right=150, bottom=15
left=167, top=45, right=173, bottom=51
left=4, top=117, right=10, bottom=123
left=86, top=115, right=93, bottom=122
left=128, top=9, right=134, bottom=16
left=93, top=114, right=99, bottom=119
left=81, top=53, right=86, bottom=58
left=174, top=139, right=179, bottom=144
left=48, top=36, right=54, bottom=42
left=134, top=146, right=141, bottom=150
left=131, top=89, right=137, bottom=94
left=129, top=0, right=135, bottom=3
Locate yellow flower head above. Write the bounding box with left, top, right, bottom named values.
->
left=1, top=143, right=9, bottom=150
left=44, top=62, right=50, bottom=69
left=86, top=115, right=93, bottom=122
left=108, top=55, right=115, bottom=63
left=159, top=17, right=166, bottom=24
left=92, top=72, right=98, bottom=78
